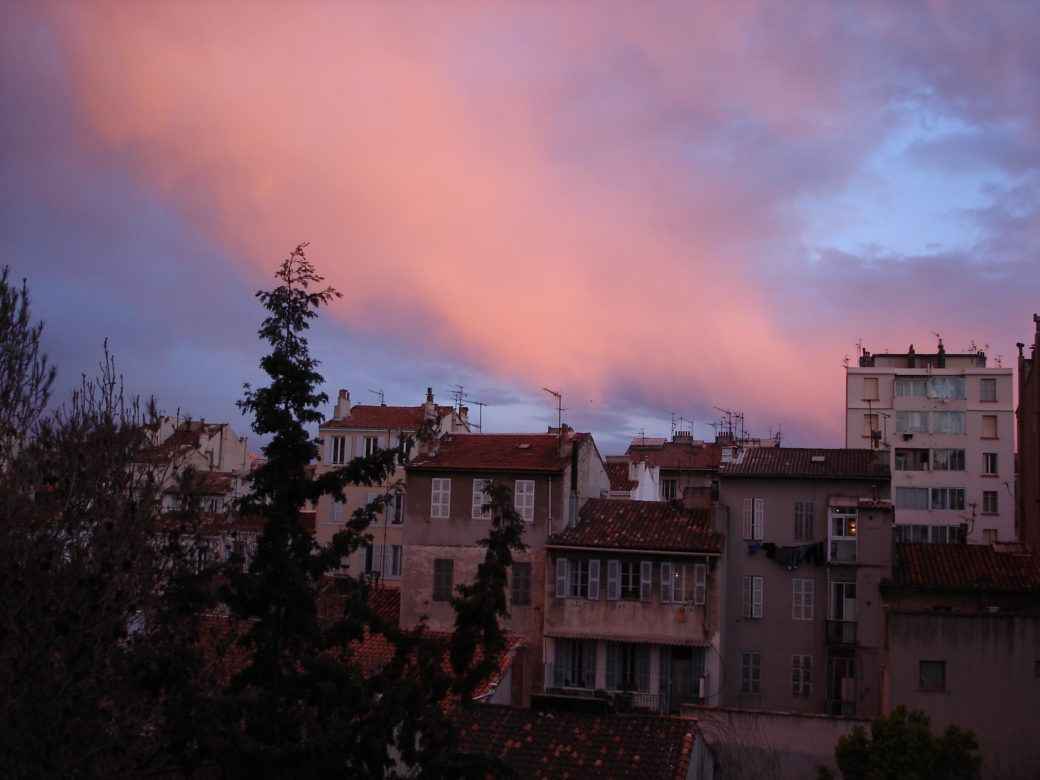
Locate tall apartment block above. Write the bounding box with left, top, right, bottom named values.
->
left=845, top=341, right=1014, bottom=544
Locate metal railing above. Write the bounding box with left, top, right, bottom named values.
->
left=826, top=620, right=857, bottom=644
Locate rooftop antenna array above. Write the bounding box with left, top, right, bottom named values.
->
left=463, top=397, right=487, bottom=432
left=713, top=406, right=745, bottom=440
left=543, top=387, right=565, bottom=431
left=368, top=389, right=385, bottom=405
left=671, top=413, right=696, bottom=438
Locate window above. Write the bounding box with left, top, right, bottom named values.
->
left=792, top=655, right=812, bottom=699
left=364, top=544, right=402, bottom=578
left=472, top=479, right=491, bottom=519
left=742, top=575, right=763, bottom=619
left=829, top=507, right=857, bottom=562
left=927, top=377, right=965, bottom=399
left=980, top=377, right=997, bottom=401
left=329, top=435, right=347, bottom=465
left=661, top=562, right=706, bottom=605
left=743, top=498, right=764, bottom=540
left=662, top=478, right=677, bottom=500
left=555, top=558, right=599, bottom=600
left=793, top=578, right=814, bottom=620
left=432, top=558, right=454, bottom=602
left=606, top=643, right=650, bottom=692
left=862, top=413, right=879, bottom=438
left=895, top=487, right=929, bottom=510
left=894, top=378, right=927, bottom=397
left=895, top=411, right=929, bottom=433
left=919, top=660, right=945, bottom=691
left=829, top=581, right=856, bottom=622
left=740, top=651, right=761, bottom=695
left=794, top=501, right=815, bottom=540
left=983, top=452, right=998, bottom=476
left=983, top=528, right=998, bottom=545
left=514, top=480, right=535, bottom=522
left=511, top=561, right=531, bottom=606
left=610, top=560, right=642, bottom=600
left=932, top=449, right=965, bottom=471
left=982, top=491, right=998, bottom=514
left=981, top=415, right=998, bottom=439
left=386, top=493, right=404, bottom=525
left=894, top=449, right=929, bottom=471
left=933, top=412, right=966, bottom=434
left=895, top=524, right=965, bottom=544
left=329, top=496, right=345, bottom=524
left=553, top=639, right=596, bottom=689
left=930, top=487, right=965, bottom=511
left=862, top=377, right=879, bottom=401
left=431, top=478, right=451, bottom=518
left=363, top=436, right=379, bottom=456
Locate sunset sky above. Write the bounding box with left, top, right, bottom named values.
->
left=3, top=1, right=1039, bottom=455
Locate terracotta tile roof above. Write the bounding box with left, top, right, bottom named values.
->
left=408, top=433, right=575, bottom=473
left=451, top=706, right=697, bottom=780
left=605, top=462, right=638, bottom=492
left=322, top=404, right=454, bottom=430
left=720, top=448, right=890, bottom=480
left=548, top=498, right=723, bottom=554
left=161, top=470, right=234, bottom=496
left=626, top=441, right=722, bottom=470
left=894, top=543, right=1040, bottom=592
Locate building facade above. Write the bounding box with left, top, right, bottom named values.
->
left=845, top=341, right=1014, bottom=544
left=716, top=447, right=892, bottom=717
left=543, top=498, right=724, bottom=714
left=315, top=388, right=469, bottom=583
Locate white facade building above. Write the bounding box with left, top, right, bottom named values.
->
left=845, top=342, right=1014, bottom=543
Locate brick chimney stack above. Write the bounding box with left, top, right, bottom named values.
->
left=334, top=389, right=350, bottom=419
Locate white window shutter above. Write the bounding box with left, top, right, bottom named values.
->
left=754, top=499, right=765, bottom=540
left=694, top=563, right=707, bottom=605
left=556, top=558, right=569, bottom=599
left=743, top=498, right=753, bottom=539
left=753, top=576, right=763, bottom=618
left=660, top=562, right=673, bottom=603
left=588, top=560, right=600, bottom=600
left=640, top=561, right=653, bottom=602
left=606, top=560, right=620, bottom=601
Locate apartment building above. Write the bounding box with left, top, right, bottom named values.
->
left=845, top=341, right=1014, bottom=544
left=716, top=447, right=892, bottom=717
left=315, top=388, right=469, bottom=582
left=625, top=432, right=722, bottom=503
left=400, top=427, right=609, bottom=700
left=543, top=498, right=724, bottom=714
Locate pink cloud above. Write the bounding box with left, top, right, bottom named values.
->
left=30, top=1, right=1040, bottom=444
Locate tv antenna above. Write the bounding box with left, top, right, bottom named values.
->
left=462, top=396, right=488, bottom=432
left=368, top=389, right=385, bottom=405
left=543, top=387, right=565, bottom=430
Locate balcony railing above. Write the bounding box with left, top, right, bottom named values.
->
left=829, top=539, right=857, bottom=563
left=826, top=620, right=857, bottom=644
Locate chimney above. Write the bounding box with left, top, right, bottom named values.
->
left=458, top=406, right=469, bottom=432
left=334, top=389, right=351, bottom=419
left=424, top=387, right=437, bottom=421
left=673, top=430, right=693, bottom=444
left=937, top=338, right=946, bottom=368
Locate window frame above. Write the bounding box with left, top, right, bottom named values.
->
left=791, top=654, right=812, bottom=699
left=740, top=651, right=762, bottom=695
left=980, top=377, right=997, bottom=402
left=472, top=479, right=491, bottom=519
left=918, top=659, right=946, bottom=691
left=794, top=500, right=815, bottom=540
left=981, top=414, right=998, bottom=439
left=363, top=435, right=380, bottom=456
left=511, top=561, right=532, bottom=606
left=431, top=478, right=451, bottom=518
left=742, top=575, right=763, bottom=619
left=329, top=435, right=347, bottom=465
left=514, top=479, right=535, bottom=522
left=982, top=452, right=998, bottom=476
left=792, top=578, right=814, bottom=621
left=742, top=498, right=764, bottom=541
left=982, top=490, right=998, bottom=514
left=432, top=558, right=454, bottom=602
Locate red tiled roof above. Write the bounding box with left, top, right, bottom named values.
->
left=451, top=706, right=697, bottom=780
left=548, top=498, right=723, bottom=554
left=720, top=448, right=890, bottom=480
left=408, top=433, right=575, bottom=473
left=322, top=404, right=454, bottom=430
left=606, top=462, right=638, bottom=492
left=161, top=470, right=234, bottom=496
left=626, top=441, right=721, bottom=470
left=894, top=543, right=1040, bottom=592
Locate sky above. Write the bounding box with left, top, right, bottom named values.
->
left=2, top=1, right=1039, bottom=456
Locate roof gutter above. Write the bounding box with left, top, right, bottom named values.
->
left=544, top=543, right=721, bottom=557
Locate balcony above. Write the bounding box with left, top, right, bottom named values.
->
left=829, top=539, right=857, bottom=563
left=826, top=620, right=857, bottom=644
